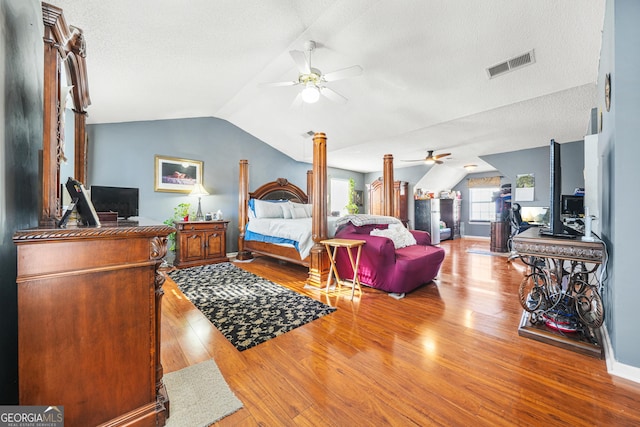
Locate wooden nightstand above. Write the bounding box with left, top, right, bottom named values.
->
left=174, top=220, right=229, bottom=268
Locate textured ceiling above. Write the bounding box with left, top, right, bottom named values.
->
left=47, top=0, right=605, bottom=175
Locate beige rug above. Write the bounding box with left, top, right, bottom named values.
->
left=164, top=359, right=243, bottom=427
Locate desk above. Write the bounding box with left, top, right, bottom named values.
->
left=512, top=227, right=606, bottom=358
left=320, top=238, right=366, bottom=300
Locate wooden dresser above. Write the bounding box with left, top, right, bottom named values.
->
left=14, top=221, right=174, bottom=427
left=174, top=220, right=229, bottom=268
left=368, top=180, right=409, bottom=226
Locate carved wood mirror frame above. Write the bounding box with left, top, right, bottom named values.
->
left=41, top=3, right=90, bottom=226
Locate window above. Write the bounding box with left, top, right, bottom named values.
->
left=469, top=187, right=498, bottom=222
left=330, top=178, right=349, bottom=215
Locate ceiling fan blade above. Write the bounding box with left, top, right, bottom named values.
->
left=290, top=92, right=304, bottom=109
left=323, top=65, right=363, bottom=82
left=433, top=152, right=451, bottom=159
left=435, top=160, right=444, bottom=164
left=319, top=86, right=348, bottom=104
left=259, top=80, right=298, bottom=88
left=400, top=159, right=427, bottom=162
left=289, top=49, right=310, bottom=74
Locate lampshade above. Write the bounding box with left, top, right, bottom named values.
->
left=301, top=83, right=320, bottom=103
left=190, top=183, right=209, bottom=221
left=190, top=183, right=209, bottom=196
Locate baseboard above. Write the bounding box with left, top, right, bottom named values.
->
left=461, top=235, right=490, bottom=240
left=601, top=323, right=640, bottom=384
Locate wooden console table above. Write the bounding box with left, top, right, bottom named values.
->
left=512, top=227, right=606, bottom=358
left=14, top=220, right=173, bottom=426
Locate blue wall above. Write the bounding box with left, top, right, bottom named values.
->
left=599, top=0, right=640, bottom=370
left=87, top=117, right=363, bottom=252
left=460, top=140, right=585, bottom=237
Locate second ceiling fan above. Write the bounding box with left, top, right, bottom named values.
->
left=402, top=150, right=452, bottom=165
left=261, top=40, right=363, bottom=105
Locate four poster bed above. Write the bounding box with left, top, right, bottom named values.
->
left=237, top=133, right=331, bottom=286
left=238, top=173, right=315, bottom=267
left=236, top=134, right=402, bottom=288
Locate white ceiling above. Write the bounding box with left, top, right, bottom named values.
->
left=48, top=0, right=605, bottom=174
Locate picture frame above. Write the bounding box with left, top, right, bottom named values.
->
left=354, top=190, right=364, bottom=206
left=154, top=155, right=203, bottom=193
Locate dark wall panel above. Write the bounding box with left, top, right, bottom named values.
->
left=0, top=0, right=43, bottom=403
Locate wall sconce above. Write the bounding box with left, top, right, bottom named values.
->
left=464, top=164, right=477, bottom=172
left=190, top=183, right=209, bottom=221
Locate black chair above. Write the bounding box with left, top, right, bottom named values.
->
left=507, top=203, right=530, bottom=260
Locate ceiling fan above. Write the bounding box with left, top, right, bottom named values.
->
left=260, top=40, right=363, bottom=105
left=402, top=150, right=452, bottom=165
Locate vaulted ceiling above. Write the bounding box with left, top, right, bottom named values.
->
left=48, top=0, right=605, bottom=174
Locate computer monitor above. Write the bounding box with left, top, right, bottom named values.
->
left=520, top=206, right=549, bottom=225
left=561, top=195, right=584, bottom=217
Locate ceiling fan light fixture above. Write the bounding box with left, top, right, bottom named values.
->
left=464, top=164, right=478, bottom=171
left=424, top=158, right=435, bottom=165
left=301, top=83, right=320, bottom=103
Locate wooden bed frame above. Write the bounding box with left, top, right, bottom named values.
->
left=237, top=133, right=330, bottom=287
left=238, top=175, right=312, bottom=267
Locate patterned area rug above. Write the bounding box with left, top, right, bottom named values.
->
left=168, top=262, right=336, bottom=351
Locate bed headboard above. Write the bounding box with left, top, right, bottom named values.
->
left=249, top=178, right=308, bottom=203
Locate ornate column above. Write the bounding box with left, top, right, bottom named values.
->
left=307, top=133, right=329, bottom=287
left=236, top=159, right=252, bottom=260
left=383, top=154, right=394, bottom=217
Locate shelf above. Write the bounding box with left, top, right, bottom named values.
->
left=518, top=311, right=604, bottom=359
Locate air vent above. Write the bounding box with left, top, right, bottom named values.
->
left=487, top=50, right=535, bottom=79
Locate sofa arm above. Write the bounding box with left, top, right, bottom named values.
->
left=334, top=230, right=397, bottom=258
left=410, top=229, right=432, bottom=246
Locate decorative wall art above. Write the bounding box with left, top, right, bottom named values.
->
left=515, top=173, right=535, bottom=202
left=154, top=155, right=203, bottom=193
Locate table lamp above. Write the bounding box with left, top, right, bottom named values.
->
left=190, top=183, right=209, bottom=221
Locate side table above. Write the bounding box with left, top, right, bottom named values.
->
left=174, top=220, right=229, bottom=268
left=320, top=238, right=366, bottom=300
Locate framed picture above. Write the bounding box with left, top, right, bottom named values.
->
left=154, top=155, right=203, bottom=193
left=354, top=190, right=364, bottom=206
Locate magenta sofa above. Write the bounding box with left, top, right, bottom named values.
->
left=333, top=223, right=446, bottom=294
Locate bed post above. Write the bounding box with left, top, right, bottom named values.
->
left=306, top=170, right=313, bottom=203
left=383, top=154, right=395, bottom=216
left=307, top=133, right=329, bottom=288
left=236, top=159, right=253, bottom=261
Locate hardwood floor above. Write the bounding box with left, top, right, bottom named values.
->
left=161, top=237, right=640, bottom=426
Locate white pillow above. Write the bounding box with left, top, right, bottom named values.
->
left=370, top=223, right=417, bottom=249
left=253, top=199, right=285, bottom=218
left=291, top=207, right=308, bottom=219
left=281, top=202, right=293, bottom=219
left=291, top=202, right=313, bottom=217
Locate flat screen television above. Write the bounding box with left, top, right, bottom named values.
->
left=90, top=185, right=139, bottom=219
left=561, top=194, right=584, bottom=217
left=63, top=177, right=101, bottom=227
left=541, top=139, right=566, bottom=236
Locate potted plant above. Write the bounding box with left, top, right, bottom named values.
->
left=164, top=202, right=191, bottom=251
left=345, top=178, right=359, bottom=214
